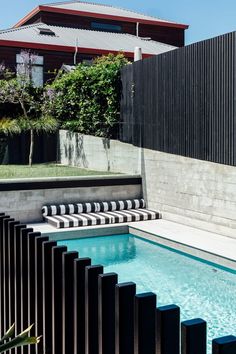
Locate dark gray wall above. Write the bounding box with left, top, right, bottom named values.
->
left=120, top=31, right=236, bottom=166
left=6, top=132, right=57, bottom=164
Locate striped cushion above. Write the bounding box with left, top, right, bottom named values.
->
left=44, top=208, right=161, bottom=229
left=42, top=202, right=97, bottom=217
left=42, top=199, right=146, bottom=217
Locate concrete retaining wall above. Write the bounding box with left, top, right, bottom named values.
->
left=59, top=130, right=236, bottom=238
left=0, top=176, right=142, bottom=223
left=59, top=130, right=141, bottom=174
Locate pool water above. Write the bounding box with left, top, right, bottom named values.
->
left=58, top=233, right=236, bottom=350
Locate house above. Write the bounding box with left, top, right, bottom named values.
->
left=0, top=1, right=189, bottom=83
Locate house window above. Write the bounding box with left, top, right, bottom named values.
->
left=16, top=52, right=44, bottom=87
left=91, top=21, right=122, bottom=32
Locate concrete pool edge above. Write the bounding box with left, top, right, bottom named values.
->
left=33, top=219, right=236, bottom=272
left=43, top=224, right=129, bottom=241
left=129, top=226, right=236, bottom=272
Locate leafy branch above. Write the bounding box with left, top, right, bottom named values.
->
left=0, top=324, right=41, bottom=353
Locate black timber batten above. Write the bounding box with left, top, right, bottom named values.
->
left=120, top=31, right=236, bottom=166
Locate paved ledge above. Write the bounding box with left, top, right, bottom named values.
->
left=0, top=174, right=141, bottom=191
left=129, top=220, right=236, bottom=269
left=31, top=221, right=129, bottom=233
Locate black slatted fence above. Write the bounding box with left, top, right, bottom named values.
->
left=1, top=132, right=57, bottom=165
left=120, top=31, right=236, bottom=166
left=0, top=212, right=236, bottom=354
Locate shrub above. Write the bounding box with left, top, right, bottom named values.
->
left=46, top=53, right=129, bottom=138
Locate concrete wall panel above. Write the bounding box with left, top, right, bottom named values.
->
left=59, top=130, right=236, bottom=238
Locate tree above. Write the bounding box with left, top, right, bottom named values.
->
left=0, top=51, right=58, bottom=166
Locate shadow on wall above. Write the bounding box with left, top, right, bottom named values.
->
left=64, top=131, right=88, bottom=168
left=102, top=138, right=111, bottom=172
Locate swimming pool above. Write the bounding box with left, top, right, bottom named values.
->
left=58, top=233, right=236, bottom=351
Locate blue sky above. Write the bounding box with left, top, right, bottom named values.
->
left=0, top=0, right=235, bottom=44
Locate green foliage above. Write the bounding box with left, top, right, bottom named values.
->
left=46, top=54, right=129, bottom=138
left=0, top=77, right=46, bottom=121
left=12, top=115, right=58, bottom=134
left=0, top=118, right=21, bottom=135
left=0, top=323, right=40, bottom=353
left=0, top=56, right=59, bottom=165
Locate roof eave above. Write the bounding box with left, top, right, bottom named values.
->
left=13, top=5, right=189, bottom=30
left=0, top=39, right=156, bottom=58
left=14, top=6, right=42, bottom=28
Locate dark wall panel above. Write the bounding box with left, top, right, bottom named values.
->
left=7, top=132, right=57, bottom=164
left=120, top=31, right=236, bottom=166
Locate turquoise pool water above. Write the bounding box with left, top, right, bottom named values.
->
left=58, top=233, right=236, bottom=350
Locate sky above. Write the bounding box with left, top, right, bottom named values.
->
left=0, top=0, right=235, bottom=45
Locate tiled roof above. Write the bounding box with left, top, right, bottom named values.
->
left=0, top=23, right=176, bottom=56
left=44, top=0, right=178, bottom=25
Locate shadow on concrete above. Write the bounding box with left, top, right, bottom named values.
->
left=64, top=131, right=88, bottom=168
left=102, top=138, right=111, bottom=171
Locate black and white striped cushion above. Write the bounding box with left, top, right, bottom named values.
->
left=44, top=208, right=161, bottom=229
left=42, top=199, right=146, bottom=217
left=42, top=202, right=97, bottom=217
left=95, top=199, right=145, bottom=212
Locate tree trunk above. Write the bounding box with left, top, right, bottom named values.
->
left=29, top=129, right=34, bottom=166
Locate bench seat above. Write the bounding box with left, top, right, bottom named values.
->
left=44, top=208, right=161, bottom=229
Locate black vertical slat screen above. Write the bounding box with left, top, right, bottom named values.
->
left=0, top=212, right=235, bottom=354
left=85, top=265, right=104, bottom=354
left=27, top=232, right=41, bottom=354
left=14, top=224, right=26, bottom=353
left=134, top=293, right=156, bottom=354
left=52, top=245, right=67, bottom=354
left=115, top=282, right=136, bottom=354
left=42, top=241, right=57, bottom=354
left=98, top=273, right=118, bottom=354
left=156, top=304, right=180, bottom=354
left=74, top=257, right=91, bottom=354
left=181, top=318, right=207, bottom=354
left=8, top=221, right=20, bottom=331
left=35, top=236, right=49, bottom=354
left=3, top=218, right=14, bottom=335
left=62, top=251, right=78, bottom=354
left=120, top=31, right=236, bottom=166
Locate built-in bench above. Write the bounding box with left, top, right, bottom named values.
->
left=42, top=199, right=161, bottom=229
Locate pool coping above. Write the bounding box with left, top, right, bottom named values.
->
left=30, top=219, right=236, bottom=271
left=129, top=226, right=236, bottom=271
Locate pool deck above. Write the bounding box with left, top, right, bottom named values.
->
left=29, top=219, right=236, bottom=269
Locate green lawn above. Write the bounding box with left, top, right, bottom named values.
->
left=0, top=164, right=115, bottom=179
